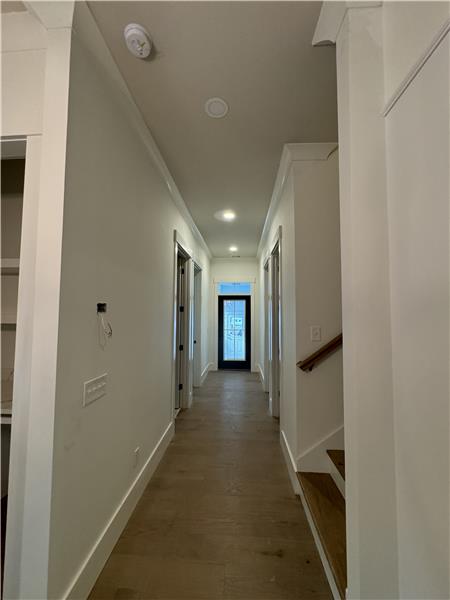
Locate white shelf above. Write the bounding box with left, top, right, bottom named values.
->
left=1, top=258, right=20, bottom=275
left=1, top=384, right=13, bottom=425
left=1, top=313, right=17, bottom=325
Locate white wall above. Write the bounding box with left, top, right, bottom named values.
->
left=293, top=150, right=343, bottom=469
left=315, top=1, right=450, bottom=597
left=210, top=258, right=258, bottom=373
left=46, top=5, right=211, bottom=598
left=3, top=3, right=211, bottom=598
left=384, top=3, right=450, bottom=597
left=258, top=169, right=298, bottom=457
left=257, top=144, right=342, bottom=473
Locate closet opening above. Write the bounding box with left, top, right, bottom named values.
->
left=1, top=139, right=26, bottom=593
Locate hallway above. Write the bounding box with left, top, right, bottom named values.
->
left=89, top=371, right=331, bottom=599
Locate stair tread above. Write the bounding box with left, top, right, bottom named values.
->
left=298, top=472, right=347, bottom=599
left=327, top=449, right=345, bottom=480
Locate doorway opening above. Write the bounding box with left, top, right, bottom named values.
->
left=1, top=138, right=26, bottom=594
left=218, top=295, right=251, bottom=370
left=267, top=239, right=281, bottom=417
left=193, top=264, right=202, bottom=387
left=173, top=234, right=195, bottom=416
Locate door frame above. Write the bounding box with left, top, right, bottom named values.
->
left=218, top=295, right=251, bottom=370
left=171, top=231, right=195, bottom=416
left=212, top=277, right=256, bottom=371
left=193, top=264, right=202, bottom=387
left=265, top=226, right=282, bottom=418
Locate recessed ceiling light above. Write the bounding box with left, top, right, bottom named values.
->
left=229, top=246, right=238, bottom=253
left=214, top=209, right=236, bottom=222
left=205, top=97, right=229, bottom=119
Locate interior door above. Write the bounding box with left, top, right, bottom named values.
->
left=186, top=258, right=195, bottom=407
left=175, top=255, right=186, bottom=410
left=268, top=247, right=280, bottom=417
left=218, top=295, right=251, bottom=370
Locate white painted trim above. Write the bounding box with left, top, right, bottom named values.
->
left=383, top=18, right=450, bottom=117
left=297, top=425, right=345, bottom=474
left=297, top=483, right=341, bottom=600
left=312, top=1, right=381, bottom=47
left=200, top=362, right=213, bottom=386
left=63, top=421, right=175, bottom=600
left=174, top=230, right=193, bottom=261
left=280, top=430, right=301, bottom=495
left=3, top=136, right=42, bottom=599
left=297, top=424, right=345, bottom=461
left=213, top=277, right=256, bottom=284
left=256, top=362, right=265, bottom=386
left=329, top=459, right=346, bottom=499
left=212, top=280, right=257, bottom=372
left=312, top=1, right=347, bottom=47
left=257, top=143, right=337, bottom=257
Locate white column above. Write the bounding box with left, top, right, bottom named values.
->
left=315, top=3, right=399, bottom=597
left=336, top=7, right=399, bottom=598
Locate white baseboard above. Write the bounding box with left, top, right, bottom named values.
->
left=330, top=458, right=345, bottom=498
left=280, top=430, right=301, bottom=495
left=64, top=420, right=175, bottom=600
left=296, top=425, right=344, bottom=473
left=200, top=362, right=213, bottom=385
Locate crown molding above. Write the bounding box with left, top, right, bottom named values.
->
left=257, top=143, right=338, bottom=258
left=312, top=1, right=382, bottom=46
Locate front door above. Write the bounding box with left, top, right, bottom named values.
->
left=218, top=295, right=251, bottom=370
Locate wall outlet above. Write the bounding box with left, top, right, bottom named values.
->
left=83, top=373, right=107, bottom=407
left=310, top=326, right=322, bottom=342
left=133, top=446, right=140, bottom=468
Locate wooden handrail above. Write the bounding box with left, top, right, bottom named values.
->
left=297, top=333, right=342, bottom=372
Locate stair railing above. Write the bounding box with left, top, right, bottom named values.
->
left=297, top=333, right=343, bottom=372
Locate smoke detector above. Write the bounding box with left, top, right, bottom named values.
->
left=124, top=24, right=152, bottom=59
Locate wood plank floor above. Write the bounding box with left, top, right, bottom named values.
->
left=89, top=371, right=331, bottom=600
left=298, top=473, right=346, bottom=599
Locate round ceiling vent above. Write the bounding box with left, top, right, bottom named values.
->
left=124, top=23, right=152, bottom=59
left=205, top=97, right=229, bottom=119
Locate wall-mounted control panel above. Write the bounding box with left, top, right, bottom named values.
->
left=83, top=373, right=107, bottom=407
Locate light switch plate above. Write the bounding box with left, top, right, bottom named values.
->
left=310, top=326, right=322, bottom=342
left=83, top=373, right=107, bottom=407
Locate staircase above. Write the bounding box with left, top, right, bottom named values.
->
left=297, top=450, right=346, bottom=599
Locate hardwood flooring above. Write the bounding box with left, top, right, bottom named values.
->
left=89, top=371, right=331, bottom=600
left=297, top=473, right=346, bottom=599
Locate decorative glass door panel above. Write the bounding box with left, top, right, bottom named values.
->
left=218, top=295, right=251, bottom=370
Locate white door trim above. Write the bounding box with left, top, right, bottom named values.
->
left=171, top=231, right=195, bottom=417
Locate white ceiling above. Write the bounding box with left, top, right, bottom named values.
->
left=89, top=1, right=338, bottom=257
